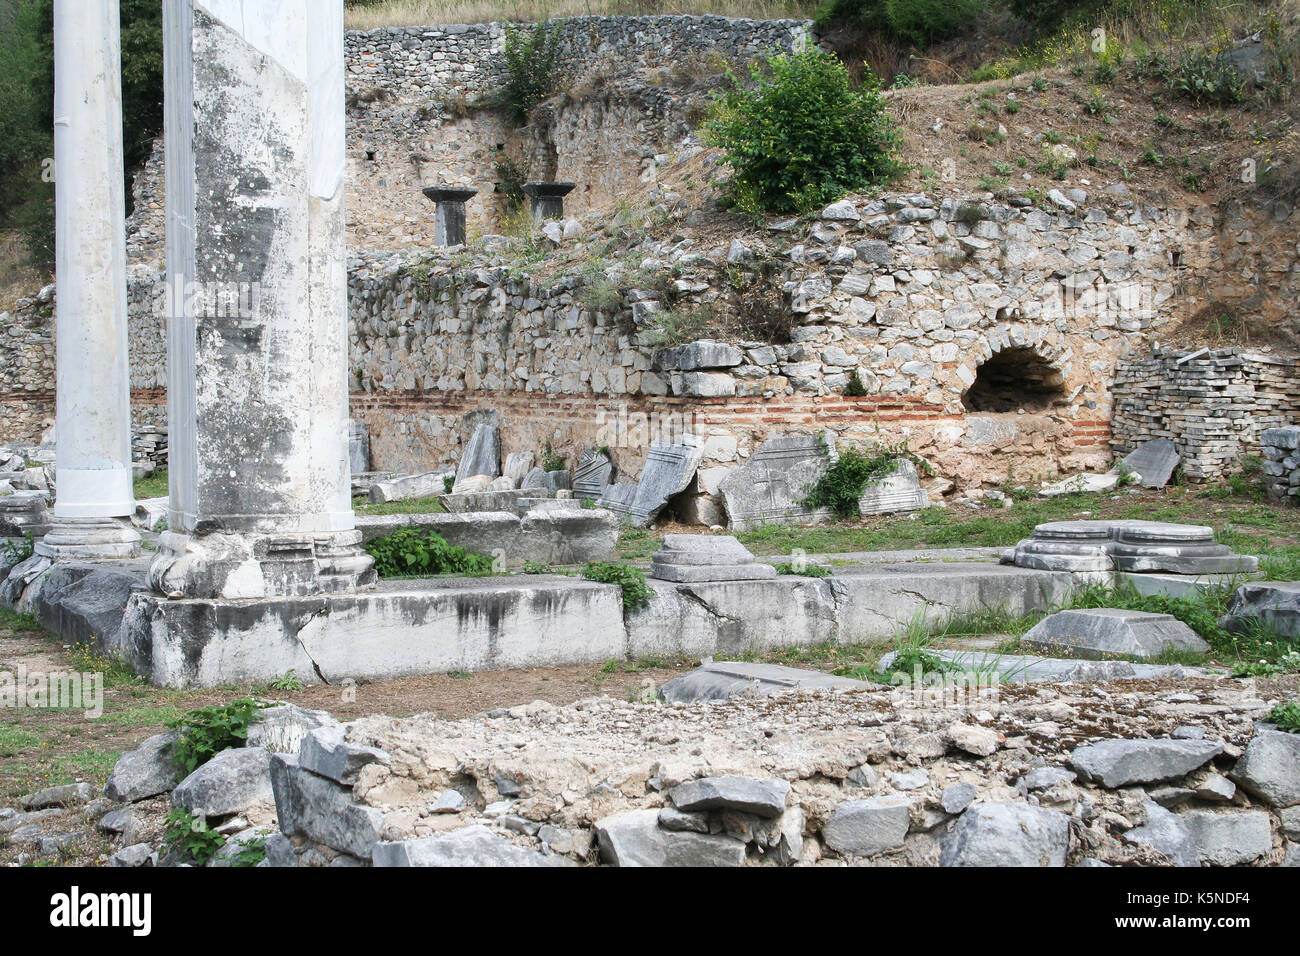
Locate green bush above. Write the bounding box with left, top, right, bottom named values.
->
left=705, top=49, right=901, bottom=217
left=800, top=440, right=926, bottom=519
left=1266, top=700, right=1300, bottom=733
left=844, top=369, right=868, bottom=397
left=0, top=0, right=162, bottom=270
left=365, top=527, right=494, bottom=578
left=883, top=0, right=982, bottom=47
left=1165, top=49, right=1247, bottom=106
left=583, top=562, right=653, bottom=610
left=167, top=698, right=266, bottom=776
left=163, top=808, right=226, bottom=866
left=499, top=19, right=562, bottom=124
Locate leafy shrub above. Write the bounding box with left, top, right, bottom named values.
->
left=365, top=527, right=494, bottom=578
left=801, top=439, right=928, bottom=518
left=583, top=562, right=653, bottom=610
left=269, top=670, right=304, bottom=692
left=705, top=50, right=900, bottom=217
left=1164, top=50, right=1247, bottom=106
left=1266, top=700, right=1300, bottom=733
left=540, top=441, right=566, bottom=473
left=499, top=19, right=562, bottom=123
left=844, top=369, right=868, bottom=397
left=163, top=808, right=226, bottom=866
left=0, top=534, right=34, bottom=565
left=883, top=0, right=982, bottom=47
left=167, top=699, right=266, bottom=776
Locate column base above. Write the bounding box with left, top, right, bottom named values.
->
left=148, top=529, right=377, bottom=599
left=35, top=516, right=141, bottom=560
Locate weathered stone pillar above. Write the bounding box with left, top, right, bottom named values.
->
left=37, top=0, right=142, bottom=560
left=422, top=186, right=477, bottom=247
left=522, top=181, right=575, bottom=221
left=150, top=0, right=374, bottom=598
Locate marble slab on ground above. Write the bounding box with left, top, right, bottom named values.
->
left=658, top=661, right=878, bottom=703
left=858, top=458, right=930, bottom=516
left=1121, top=438, right=1180, bottom=488
left=1039, top=473, right=1120, bottom=497
left=650, top=534, right=777, bottom=582
left=876, top=648, right=1213, bottom=684
left=718, top=432, right=835, bottom=532
left=1021, top=608, right=1209, bottom=660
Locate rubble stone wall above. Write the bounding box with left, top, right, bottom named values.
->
left=1261, top=425, right=1300, bottom=502
left=6, top=189, right=1298, bottom=492
left=1111, top=351, right=1300, bottom=481
left=123, top=16, right=812, bottom=261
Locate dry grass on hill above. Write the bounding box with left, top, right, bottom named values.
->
left=344, top=0, right=817, bottom=30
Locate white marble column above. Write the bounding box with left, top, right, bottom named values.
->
left=37, top=0, right=141, bottom=560
left=149, top=0, right=372, bottom=598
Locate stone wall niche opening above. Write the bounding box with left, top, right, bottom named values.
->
left=963, top=346, right=1065, bottom=413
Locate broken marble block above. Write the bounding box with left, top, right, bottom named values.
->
left=368, top=471, right=452, bottom=504
left=1008, top=520, right=1258, bottom=574
left=605, top=440, right=703, bottom=528
left=0, top=490, right=50, bottom=537
left=1121, top=438, right=1180, bottom=488
left=503, top=452, right=534, bottom=484
left=1021, top=608, right=1209, bottom=660
left=857, top=459, right=930, bottom=516
left=1220, top=581, right=1300, bottom=640
left=455, top=422, right=501, bottom=485
left=649, top=534, right=777, bottom=583
left=718, top=432, right=836, bottom=532
left=451, top=474, right=494, bottom=495
left=658, top=661, right=876, bottom=703
left=1038, top=473, right=1120, bottom=497
left=521, top=467, right=571, bottom=492
left=573, top=449, right=615, bottom=501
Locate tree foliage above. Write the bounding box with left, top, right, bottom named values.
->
left=0, top=0, right=162, bottom=272
left=704, top=49, right=901, bottom=217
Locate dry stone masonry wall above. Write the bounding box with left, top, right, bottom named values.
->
left=1261, top=426, right=1300, bottom=502
left=1112, top=350, right=1300, bottom=481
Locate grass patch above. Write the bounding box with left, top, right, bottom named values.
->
left=738, top=488, right=1300, bottom=573
left=67, top=643, right=143, bottom=689
left=353, top=496, right=446, bottom=516
left=616, top=524, right=658, bottom=561
left=133, top=467, right=168, bottom=501
left=0, top=725, right=41, bottom=756
left=91, top=705, right=185, bottom=728
left=0, top=608, right=42, bottom=633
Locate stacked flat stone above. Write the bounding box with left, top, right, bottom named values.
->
left=1008, top=520, right=1259, bottom=574
left=130, top=424, right=168, bottom=472
left=649, top=534, right=777, bottom=583
left=1260, top=425, right=1300, bottom=503
left=1112, top=351, right=1300, bottom=482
